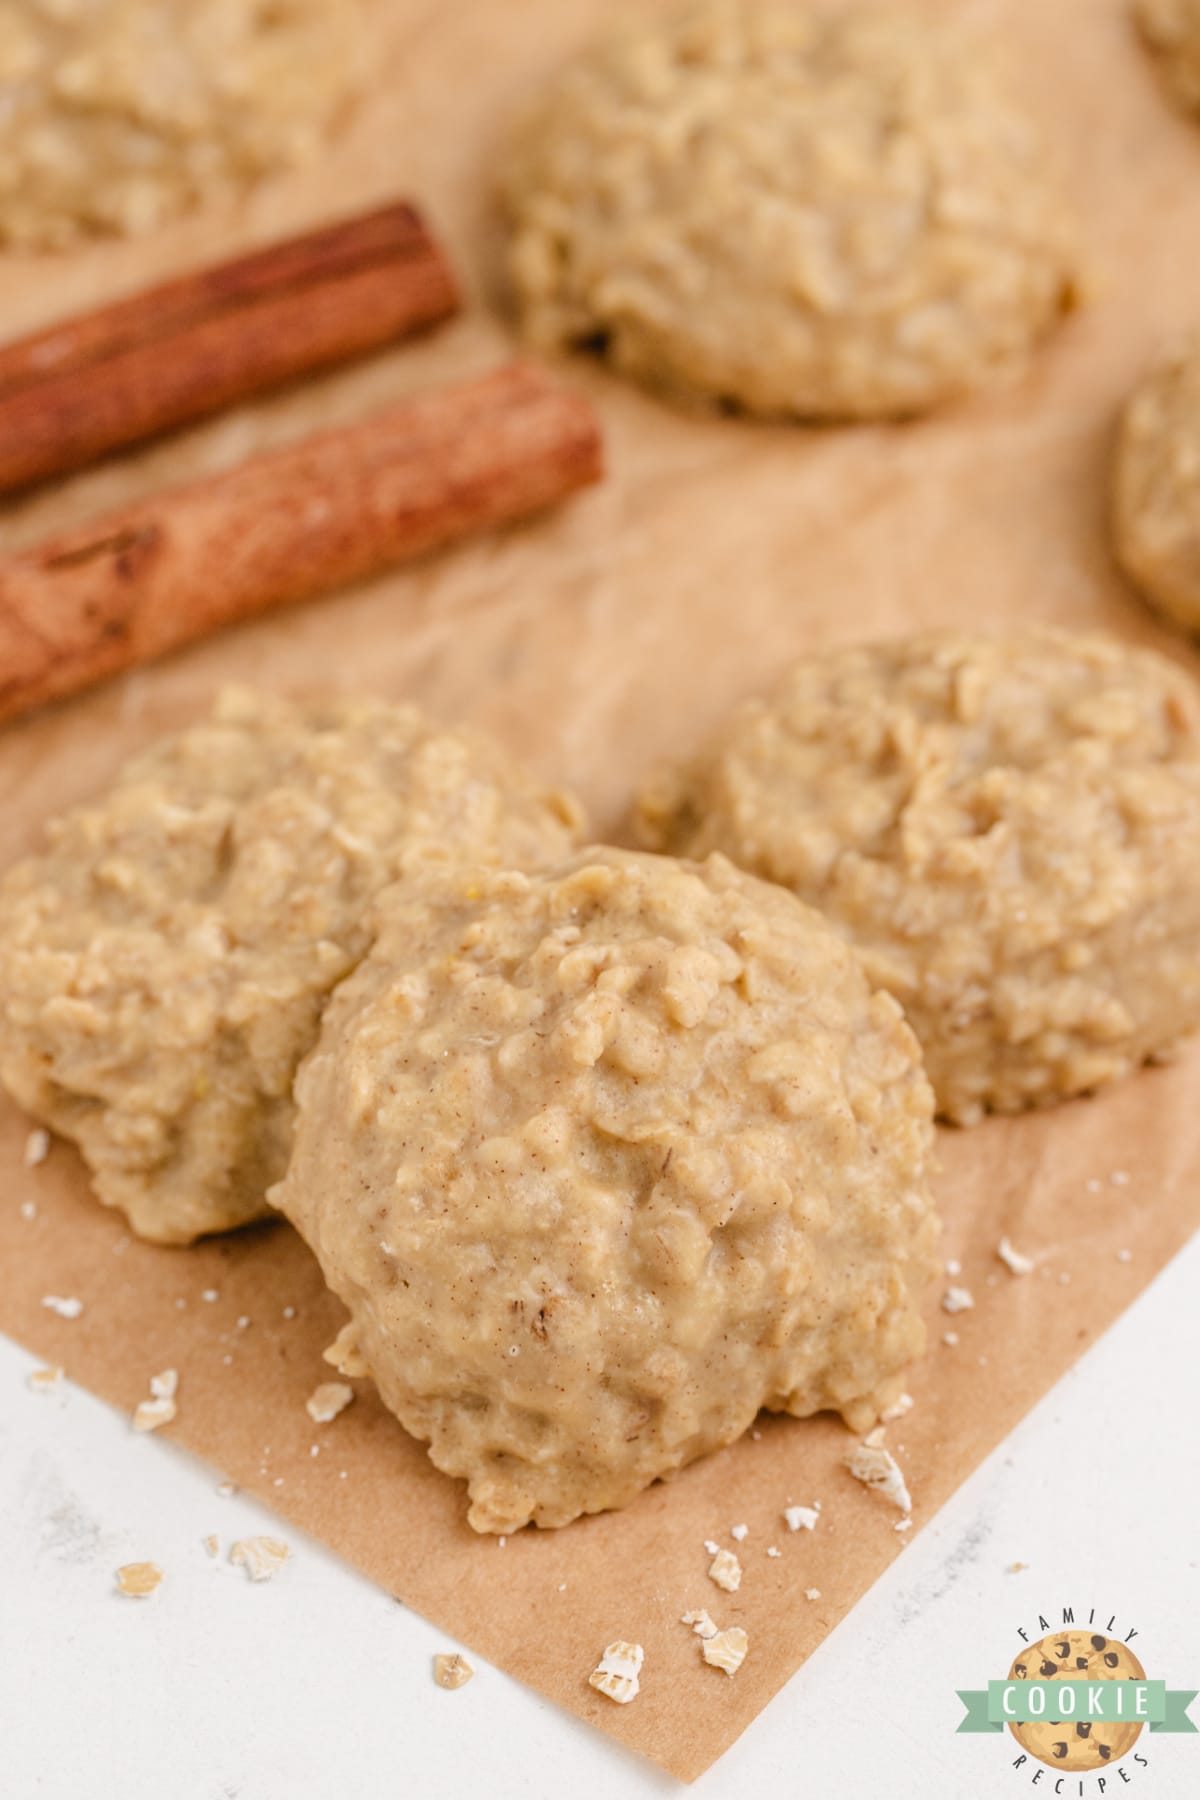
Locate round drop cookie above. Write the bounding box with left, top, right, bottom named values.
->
left=1008, top=1631, right=1146, bottom=1771
left=1114, top=334, right=1200, bottom=633
left=0, top=689, right=581, bottom=1245
left=501, top=0, right=1080, bottom=419
left=635, top=630, right=1200, bottom=1123
left=1137, top=0, right=1200, bottom=119
left=0, top=0, right=366, bottom=250
left=273, top=847, right=938, bottom=1532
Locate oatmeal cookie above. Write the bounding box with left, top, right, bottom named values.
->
left=0, top=689, right=581, bottom=1244
left=502, top=0, right=1080, bottom=418
left=0, top=0, right=366, bottom=249
left=635, top=630, right=1200, bottom=1122
left=273, top=847, right=938, bottom=1531
left=1114, top=333, right=1200, bottom=632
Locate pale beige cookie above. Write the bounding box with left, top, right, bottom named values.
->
left=0, top=0, right=366, bottom=250
left=635, top=629, right=1200, bottom=1123
left=501, top=0, right=1080, bottom=419
left=1008, top=1630, right=1146, bottom=1772
left=0, top=689, right=581, bottom=1245
left=273, top=847, right=938, bottom=1532
left=1114, top=334, right=1200, bottom=632
left=1137, top=0, right=1200, bottom=118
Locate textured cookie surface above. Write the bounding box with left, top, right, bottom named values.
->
left=1007, top=1631, right=1146, bottom=1771
left=502, top=0, right=1079, bottom=418
left=274, top=847, right=937, bottom=1531
left=0, top=0, right=365, bottom=249
left=1114, top=334, right=1200, bottom=632
left=635, top=630, right=1200, bottom=1122
left=1138, top=0, right=1200, bottom=118
left=0, top=689, right=581, bottom=1244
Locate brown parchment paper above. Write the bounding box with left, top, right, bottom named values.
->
left=2, top=0, right=1200, bottom=1782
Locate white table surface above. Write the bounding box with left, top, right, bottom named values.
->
left=3, top=1233, right=1197, bottom=1800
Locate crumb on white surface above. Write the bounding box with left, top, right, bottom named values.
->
left=941, top=1285, right=974, bottom=1314
left=844, top=1437, right=913, bottom=1514
left=784, top=1504, right=819, bottom=1533
left=997, top=1236, right=1034, bottom=1276
left=434, top=1652, right=474, bottom=1690
left=203, top=1535, right=219, bottom=1558
left=707, top=1548, right=742, bottom=1592
left=41, top=1295, right=82, bottom=1320
left=305, top=1381, right=354, bottom=1425
left=588, top=1641, right=643, bottom=1705
left=116, top=1562, right=162, bottom=1598
left=24, top=1128, right=50, bottom=1168
left=27, top=1365, right=62, bottom=1393
left=215, top=1481, right=236, bottom=1499
left=1008, top=1560, right=1028, bottom=1572
left=730, top=1523, right=748, bottom=1542
left=229, top=1537, right=290, bottom=1583
left=703, top=1627, right=748, bottom=1676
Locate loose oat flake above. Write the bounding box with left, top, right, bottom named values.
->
left=703, top=1627, right=748, bottom=1676
left=41, top=1295, right=82, bottom=1320
left=681, top=1609, right=719, bottom=1640
left=434, top=1653, right=474, bottom=1690
left=230, top=1536, right=290, bottom=1582
left=305, top=1381, right=354, bottom=1424
left=588, top=1640, right=643, bottom=1705
left=27, top=1365, right=62, bottom=1393
left=708, top=1548, right=742, bottom=1592
left=116, top=1562, right=162, bottom=1598
left=844, top=1438, right=913, bottom=1515
left=997, top=1236, right=1035, bottom=1276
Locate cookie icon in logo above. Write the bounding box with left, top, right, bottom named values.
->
left=1008, top=1631, right=1147, bottom=1771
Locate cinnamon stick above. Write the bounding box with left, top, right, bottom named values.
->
left=0, top=201, right=460, bottom=494
left=0, top=361, right=603, bottom=727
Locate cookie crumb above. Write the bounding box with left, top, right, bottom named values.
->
left=894, top=1517, right=913, bottom=1534
left=942, top=1330, right=959, bottom=1346
left=944, top=1258, right=962, bottom=1277
left=116, top=1561, right=162, bottom=1598
left=997, top=1236, right=1034, bottom=1276
left=27, top=1364, right=63, bottom=1393
left=1007, top=1560, right=1028, bottom=1573
left=730, top=1522, right=748, bottom=1542
left=784, top=1504, right=819, bottom=1533
left=1110, top=1169, right=1130, bottom=1186
left=941, top=1285, right=974, bottom=1314
left=24, top=1128, right=50, bottom=1168
left=682, top=1608, right=719, bottom=1640
left=708, top=1547, right=742, bottom=1592
left=804, top=1587, right=821, bottom=1601
left=703, top=1627, right=748, bottom=1676
left=19, top=1199, right=36, bottom=1221
left=282, top=1305, right=297, bottom=1320
left=41, top=1295, right=82, bottom=1320
left=305, top=1381, right=354, bottom=1424
left=1085, top=1177, right=1102, bottom=1193
left=203, top=1534, right=219, bottom=1557
left=588, top=1640, right=643, bottom=1704
left=215, top=1481, right=236, bottom=1499
left=324, top=1321, right=370, bottom=1377
left=133, top=1370, right=178, bottom=1433
left=235, top=1315, right=250, bottom=1331
left=1117, top=1248, right=1133, bottom=1263
left=434, top=1652, right=474, bottom=1690
left=230, top=1536, right=290, bottom=1582
left=881, top=1392, right=913, bottom=1421
left=767, top=1545, right=781, bottom=1557
left=844, top=1438, right=913, bottom=1514
left=1057, top=1270, right=1071, bottom=1285
left=200, top=1289, right=220, bottom=1303
left=150, top=1369, right=178, bottom=1400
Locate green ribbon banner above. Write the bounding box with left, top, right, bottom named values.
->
left=956, top=1682, right=1197, bottom=1734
